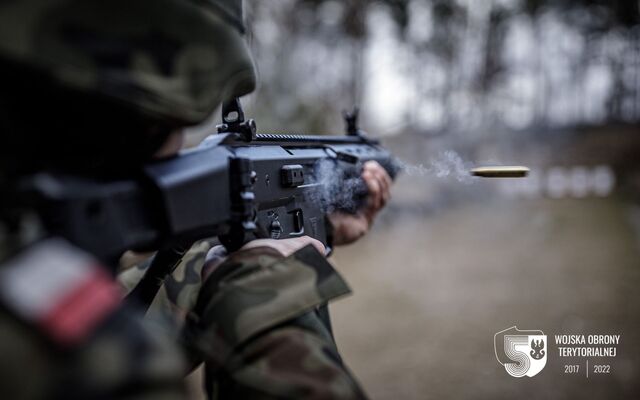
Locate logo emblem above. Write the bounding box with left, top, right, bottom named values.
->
left=495, top=326, right=547, bottom=377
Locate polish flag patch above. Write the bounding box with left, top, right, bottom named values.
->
left=0, top=239, right=122, bottom=345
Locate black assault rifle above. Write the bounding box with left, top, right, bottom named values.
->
left=25, top=99, right=399, bottom=307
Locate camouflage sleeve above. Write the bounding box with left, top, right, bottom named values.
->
left=0, top=238, right=188, bottom=399
left=0, top=306, right=187, bottom=399
left=183, top=245, right=367, bottom=399
left=118, top=239, right=214, bottom=327
left=210, top=316, right=368, bottom=399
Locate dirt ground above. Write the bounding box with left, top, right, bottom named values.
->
left=329, top=197, right=640, bottom=399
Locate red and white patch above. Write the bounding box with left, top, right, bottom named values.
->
left=0, top=239, right=122, bottom=345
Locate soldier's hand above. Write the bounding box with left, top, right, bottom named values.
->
left=202, top=237, right=325, bottom=280
left=328, top=160, right=392, bottom=246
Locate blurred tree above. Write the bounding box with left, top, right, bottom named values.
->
left=243, top=0, right=639, bottom=134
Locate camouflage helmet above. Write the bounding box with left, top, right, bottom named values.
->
left=0, top=0, right=256, bottom=126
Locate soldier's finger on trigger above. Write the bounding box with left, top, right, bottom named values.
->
left=272, top=237, right=325, bottom=257
left=298, top=236, right=326, bottom=256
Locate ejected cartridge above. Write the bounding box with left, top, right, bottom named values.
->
left=471, top=166, right=529, bottom=178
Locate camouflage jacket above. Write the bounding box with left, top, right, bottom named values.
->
left=0, top=237, right=186, bottom=399
left=119, top=240, right=368, bottom=399
left=0, top=233, right=366, bottom=399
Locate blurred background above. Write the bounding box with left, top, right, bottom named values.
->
left=190, top=0, right=640, bottom=398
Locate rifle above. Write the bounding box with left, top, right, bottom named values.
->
left=25, top=98, right=399, bottom=307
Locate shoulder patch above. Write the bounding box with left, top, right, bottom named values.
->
left=0, top=238, right=122, bottom=345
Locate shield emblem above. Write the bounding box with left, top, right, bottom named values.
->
left=495, top=326, right=547, bottom=377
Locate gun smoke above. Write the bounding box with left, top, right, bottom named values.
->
left=312, top=150, right=475, bottom=214
left=313, top=159, right=366, bottom=213
left=398, top=150, right=474, bottom=183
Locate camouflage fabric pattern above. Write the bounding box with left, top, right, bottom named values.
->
left=0, top=306, right=187, bottom=399
left=118, top=239, right=214, bottom=325
left=0, top=227, right=365, bottom=399
left=186, top=244, right=366, bottom=399
left=120, top=242, right=367, bottom=399
left=0, top=234, right=187, bottom=399
left=185, top=245, right=351, bottom=361
left=217, top=327, right=367, bottom=399
left=0, top=0, right=256, bottom=125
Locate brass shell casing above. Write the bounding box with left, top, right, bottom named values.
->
left=471, top=166, right=530, bottom=178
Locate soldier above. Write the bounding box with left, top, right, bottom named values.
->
left=0, top=1, right=391, bottom=399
